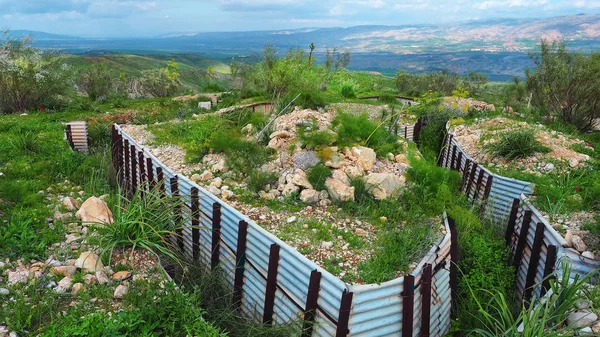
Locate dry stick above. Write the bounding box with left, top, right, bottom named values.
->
left=255, top=93, right=301, bottom=142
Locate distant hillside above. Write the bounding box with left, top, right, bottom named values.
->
left=8, top=30, right=78, bottom=41
left=62, top=53, right=231, bottom=89
left=18, top=14, right=600, bottom=80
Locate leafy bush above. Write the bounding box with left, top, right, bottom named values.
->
left=140, top=60, right=181, bottom=98
left=340, top=82, right=357, bottom=98
left=297, top=121, right=337, bottom=150
left=527, top=40, right=600, bottom=131
left=306, top=163, right=332, bottom=191
left=287, top=90, right=327, bottom=110
left=76, top=63, right=113, bottom=101
left=0, top=33, right=71, bottom=113
left=486, top=129, right=550, bottom=160
left=247, top=171, right=278, bottom=193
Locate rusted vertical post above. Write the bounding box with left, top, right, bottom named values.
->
left=420, top=263, right=432, bottom=337
left=524, top=222, right=545, bottom=305
left=459, top=159, right=472, bottom=192
left=170, top=176, right=183, bottom=252
left=455, top=151, right=463, bottom=172
left=111, top=125, right=117, bottom=170
left=336, top=289, right=353, bottom=337
left=233, top=220, right=249, bottom=309
left=413, top=118, right=422, bottom=144
left=302, top=270, right=322, bottom=337
left=137, top=151, right=145, bottom=199
left=211, top=202, right=222, bottom=270
left=130, top=144, right=137, bottom=195
left=402, top=275, right=415, bottom=337
left=483, top=175, right=494, bottom=200
left=464, top=162, right=478, bottom=198
left=191, top=187, right=200, bottom=259
left=450, top=145, right=457, bottom=171
left=541, top=245, right=557, bottom=297
left=506, top=199, right=521, bottom=245
left=116, top=133, right=123, bottom=184
left=156, top=167, right=164, bottom=195
left=146, top=158, right=154, bottom=189
left=123, top=139, right=130, bottom=189
left=474, top=169, right=485, bottom=200
left=263, top=243, right=280, bottom=324
left=444, top=135, right=454, bottom=169
left=513, top=210, right=533, bottom=268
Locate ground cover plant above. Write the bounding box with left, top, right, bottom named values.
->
left=485, top=129, right=551, bottom=159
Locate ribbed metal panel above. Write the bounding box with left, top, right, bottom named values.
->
left=115, top=124, right=456, bottom=337
left=66, top=121, right=89, bottom=153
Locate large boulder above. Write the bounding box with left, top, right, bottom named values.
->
left=75, top=251, right=104, bottom=273
left=76, top=197, right=113, bottom=225
left=352, top=146, right=376, bottom=171
left=300, top=189, right=320, bottom=204
left=291, top=169, right=313, bottom=189
left=293, top=151, right=320, bottom=171
left=325, top=178, right=355, bottom=202
left=366, top=173, right=405, bottom=200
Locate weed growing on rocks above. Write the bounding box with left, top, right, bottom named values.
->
left=486, top=129, right=551, bottom=160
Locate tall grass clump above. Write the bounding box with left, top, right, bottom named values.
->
left=486, top=129, right=550, bottom=160
left=86, top=187, right=187, bottom=266
left=467, top=264, right=597, bottom=337
left=333, top=112, right=402, bottom=156
left=306, top=163, right=332, bottom=191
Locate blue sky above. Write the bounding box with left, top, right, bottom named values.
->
left=1, top=0, right=599, bottom=37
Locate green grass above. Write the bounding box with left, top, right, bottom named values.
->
left=485, top=129, right=550, bottom=160
left=306, top=163, right=332, bottom=191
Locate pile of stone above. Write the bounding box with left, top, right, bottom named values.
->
left=442, top=97, right=496, bottom=113
left=452, top=117, right=592, bottom=175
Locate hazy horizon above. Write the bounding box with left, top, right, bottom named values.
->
left=1, top=0, right=600, bottom=38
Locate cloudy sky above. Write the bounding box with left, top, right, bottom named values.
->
left=1, top=0, right=599, bottom=37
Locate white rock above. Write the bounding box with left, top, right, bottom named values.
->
left=113, top=285, right=129, bottom=299
left=332, top=170, right=350, bottom=185
left=394, top=154, right=409, bottom=165
left=76, top=197, right=113, bottom=225
left=365, top=173, right=406, bottom=200
left=55, top=276, right=72, bottom=293
left=190, top=173, right=202, bottom=182
left=582, top=251, right=595, bottom=259
left=8, top=271, right=29, bottom=285
left=352, top=146, right=376, bottom=171
left=291, top=169, right=313, bottom=189
left=199, top=170, right=213, bottom=182
left=71, top=282, right=84, bottom=294
left=75, top=251, right=104, bottom=273
left=572, top=235, right=587, bottom=253
left=259, top=190, right=275, bottom=200
left=355, top=228, right=368, bottom=237
left=321, top=241, right=334, bottom=249
left=564, top=230, right=573, bottom=248
left=0, top=288, right=9, bottom=296
left=62, top=196, right=80, bottom=211
left=282, top=184, right=299, bottom=197
left=300, top=189, right=320, bottom=204
left=95, top=271, right=110, bottom=284
left=567, top=310, right=597, bottom=327
left=569, top=158, right=579, bottom=168
left=213, top=159, right=226, bottom=173
left=207, top=185, right=221, bottom=196
left=221, top=189, right=234, bottom=200
left=343, top=165, right=364, bottom=179
left=211, top=177, right=223, bottom=188
left=286, top=216, right=297, bottom=223
left=318, top=190, right=329, bottom=201
left=325, top=178, right=354, bottom=202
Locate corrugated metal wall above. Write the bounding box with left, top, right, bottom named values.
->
left=112, top=124, right=454, bottom=337
left=66, top=121, right=89, bottom=153
left=437, top=124, right=599, bottom=300
left=438, top=132, right=534, bottom=223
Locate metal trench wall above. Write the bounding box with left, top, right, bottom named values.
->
left=111, top=123, right=455, bottom=337
left=437, top=132, right=534, bottom=223
left=438, top=125, right=599, bottom=300
left=65, top=121, right=89, bottom=153
left=506, top=195, right=600, bottom=301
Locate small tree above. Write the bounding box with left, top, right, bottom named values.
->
left=0, top=32, right=71, bottom=113
left=527, top=40, right=600, bottom=131
left=140, top=60, right=181, bottom=98
left=76, top=63, right=112, bottom=101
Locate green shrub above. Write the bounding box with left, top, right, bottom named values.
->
left=298, top=129, right=337, bottom=150
left=349, top=176, right=373, bottom=204
left=247, top=171, right=278, bottom=193
left=76, top=63, right=113, bottom=101
left=340, top=84, right=356, bottom=98
left=486, top=129, right=550, bottom=160
left=306, top=163, right=332, bottom=191
left=333, top=112, right=402, bottom=156
left=379, top=94, right=398, bottom=104
left=287, top=90, right=327, bottom=110
left=208, top=130, right=275, bottom=174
